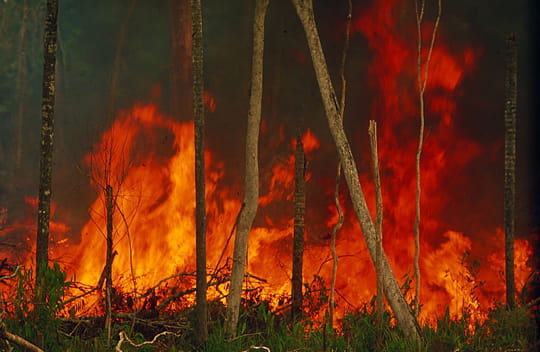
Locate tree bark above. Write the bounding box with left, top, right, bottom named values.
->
left=291, top=0, right=421, bottom=339
left=369, top=120, right=384, bottom=342
left=291, top=135, right=306, bottom=321
left=169, top=0, right=192, bottom=120
left=504, top=33, right=517, bottom=310
left=36, top=0, right=59, bottom=313
left=105, top=185, right=114, bottom=345
left=225, top=0, right=269, bottom=337
left=191, top=0, right=208, bottom=344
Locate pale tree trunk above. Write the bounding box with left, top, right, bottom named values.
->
left=225, top=0, right=269, bottom=337
left=169, top=0, right=192, bottom=119
left=413, top=0, right=441, bottom=318
left=291, top=0, right=421, bottom=339
left=291, top=135, right=306, bottom=321
left=191, top=0, right=208, bottom=344
left=368, top=120, right=384, bottom=342
left=504, top=33, right=517, bottom=310
left=35, top=0, right=58, bottom=347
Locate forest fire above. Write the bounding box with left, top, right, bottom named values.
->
left=0, top=0, right=535, bottom=344
left=11, top=94, right=527, bottom=325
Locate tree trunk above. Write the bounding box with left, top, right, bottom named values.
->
left=414, top=0, right=442, bottom=318
left=369, top=120, right=384, bottom=342
left=35, top=0, right=59, bottom=316
left=292, top=135, right=306, bottom=321
left=291, top=0, right=421, bottom=339
left=225, top=0, right=269, bottom=337
left=504, top=33, right=517, bottom=310
left=191, top=0, right=208, bottom=344
left=169, top=0, right=192, bottom=120
left=105, top=185, right=114, bottom=345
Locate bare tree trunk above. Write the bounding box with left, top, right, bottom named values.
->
left=504, top=33, right=517, bottom=310
left=369, top=120, right=384, bottom=343
left=105, top=185, right=114, bottom=345
left=191, top=0, right=208, bottom=344
left=35, top=1, right=58, bottom=348
left=291, top=0, right=421, bottom=339
left=169, top=0, right=192, bottom=120
left=291, top=135, right=306, bottom=321
left=329, top=0, right=351, bottom=330
left=413, top=0, right=441, bottom=318
left=35, top=0, right=59, bottom=322
left=225, top=0, right=269, bottom=337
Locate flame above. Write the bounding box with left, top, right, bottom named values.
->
left=0, top=0, right=534, bottom=327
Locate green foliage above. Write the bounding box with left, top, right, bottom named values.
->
left=2, top=269, right=537, bottom=352
left=8, top=262, right=70, bottom=352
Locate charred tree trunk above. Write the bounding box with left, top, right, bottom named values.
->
left=292, top=135, right=306, bottom=321
left=191, top=0, right=208, bottom=344
left=169, top=0, right=192, bottom=119
left=105, top=185, right=114, bottom=345
left=504, top=33, right=517, bottom=310
left=291, top=0, right=421, bottom=339
left=225, top=0, right=269, bottom=337
left=35, top=0, right=59, bottom=326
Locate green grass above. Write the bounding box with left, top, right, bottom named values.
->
left=2, top=264, right=538, bottom=351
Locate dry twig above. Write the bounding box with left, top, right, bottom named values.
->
left=115, top=330, right=180, bottom=352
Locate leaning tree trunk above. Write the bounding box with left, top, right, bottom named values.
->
left=169, top=0, right=192, bottom=120
left=191, top=0, right=208, bottom=344
left=225, top=0, right=269, bottom=337
left=291, top=0, right=421, bottom=339
left=291, top=135, right=306, bottom=321
left=504, top=33, right=517, bottom=310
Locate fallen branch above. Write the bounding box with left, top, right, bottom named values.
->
left=0, top=317, right=44, bottom=352
left=115, top=330, right=180, bottom=352
left=241, top=346, right=271, bottom=352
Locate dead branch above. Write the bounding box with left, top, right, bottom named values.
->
left=241, top=346, right=271, bottom=352
left=413, top=0, right=442, bottom=318
left=115, top=330, right=180, bottom=352
left=368, top=120, right=384, bottom=342
left=0, top=317, right=44, bottom=352
left=156, top=277, right=229, bottom=312
left=134, top=272, right=196, bottom=301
